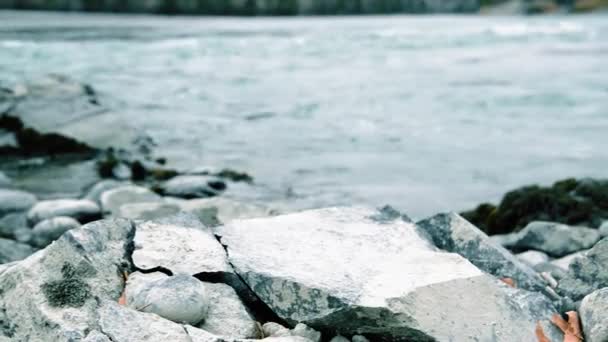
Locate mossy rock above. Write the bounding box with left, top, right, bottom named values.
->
left=41, top=263, right=93, bottom=308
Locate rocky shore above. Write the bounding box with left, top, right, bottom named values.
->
left=2, top=76, right=608, bottom=341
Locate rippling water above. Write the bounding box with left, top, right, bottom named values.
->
left=1, top=11, right=607, bottom=218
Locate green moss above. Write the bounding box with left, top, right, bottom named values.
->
left=41, top=263, right=92, bottom=308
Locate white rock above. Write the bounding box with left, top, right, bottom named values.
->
left=0, top=189, right=37, bottom=216
left=580, top=288, right=608, bottom=342
left=218, top=207, right=562, bottom=341
left=84, top=179, right=126, bottom=204
left=100, top=185, right=161, bottom=216
left=263, top=322, right=291, bottom=337
left=30, top=216, right=81, bottom=247
left=117, top=202, right=180, bottom=220
left=27, top=199, right=101, bottom=225
left=351, top=335, right=369, bottom=342
left=169, top=197, right=273, bottom=226
left=516, top=250, right=550, bottom=268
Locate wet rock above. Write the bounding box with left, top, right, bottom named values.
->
left=84, top=179, right=126, bottom=204
left=329, top=336, right=349, bottom=342
left=198, top=282, right=258, bottom=339
left=0, top=218, right=133, bottom=340
left=132, top=214, right=231, bottom=274
left=508, top=221, right=600, bottom=257
left=599, top=220, right=608, bottom=238
left=0, top=171, right=11, bottom=187
left=159, top=175, right=226, bottom=199
left=218, top=207, right=561, bottom=341
left=351, top=336, right=370, bottom=342
left=168, top=197, right=273, bottom=226
left=0, top=237, right=34, bottom=264
left=416, top=212, right=546, bottom=292
left=0, top=189, right=37, bottom=216
left=127, top=272, right=209, bottom=325
left=30, top=216, right=81, bottom=248
left=461, top=178, right=608, bottom=235
left=27, top=198, right=101, bottom=225
left=579, top=288, right=608, bottom=342
left=117, top=202, right=180, bottom=220
left=557, top=237, right=608, bottom=301
left=516, top=250, right=550, bottom=267
left=551, top=250, right=588, bottom=271
left=0, top=211, right=27, bottom=239
left=100, top=185, right=161, bottom=216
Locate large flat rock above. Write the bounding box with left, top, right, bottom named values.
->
left=218, top=207, right=561, bottom=341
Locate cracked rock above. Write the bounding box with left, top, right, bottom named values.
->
left=27, top=199, right=101, bottom=226
left=218, top=207, right=562, bottom=341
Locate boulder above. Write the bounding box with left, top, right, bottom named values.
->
left=29, top=216, right=81, bottom=248
left=0, top=211, right=27, bottom=239
left=132, top=214, right=231, bottom=274
left=84, top=179, right=126, bottom=204
left=0, top=189, right=37, bottom=216
left=159, top=175, right=226, bottom=199
left=557, top=237, right=608, bottom=301
left=579, top=288, right=608, bottom=342
left=508, top=221, right=600, bottom=257
left=167, top=197, right=273, bottom=226
left=516, top=250, right=550, bottom=268
left=416, top=212, right=546, bottom=292
left=126, top=272, right=209, bottom=325
left=27, top=199, right=101, bottom=225
left=117, top=202, right=180, bottom=221
left=100, top=185, right=161, bottom=216
left=599, top=220, right=608, bottom=238
left=218, top=207, right=561, bottom=341
left=0, top=237, right=34, bottom=264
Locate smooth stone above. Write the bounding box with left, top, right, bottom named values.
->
left=117, top=202, right=180, bottom=220
left=12, top=225, right=33, bottom=244
left=30, top=216, right=81, bottom=248
left=351, top=336, right=370, bottom=342
left=510, top=221, right=600, bottom=257
left=557, top=237, right=608, bottom=301
left=0, top=237, right=35, bottom=264
left=132, top=214, right=231, bottom=274
left=551, top=250, right=588, bottom=271
left=516, top=250, right=550, bottom=268
left=599, top=220, right=608, bottom=238
left=489, top=232, right=519, bottom=248
left=417, top=212, right=546, bottom=292
left=166, top=197, right=273, bottom=226
left=0, top=171, right=11, bottom=187
left=329, top=337, right=349, bottom=342
left=0, top=189, right=37, bottom=216
left=0, top=211, right=27, bottom=239
left=198, top=282, right=258, bottom=339
left=218, top=207, right=562, bottom=341
left=27, top=199, right=101, bottom=226
left=160, top=175, right=226, bottom=199
left=84, top=179, right=126, bottom=204
left=579, top=288, right=608, bottom=342
left=127, top=273, right=209, bottom=325
left=100, top=185, right=161, bottom=216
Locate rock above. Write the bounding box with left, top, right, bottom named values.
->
left=84, top=179, right=126, bottom=204
left=329, top=336, right=349, bottom=342
left=0, top=211, right=27, bottom=239
left=0, top=218, right=133, bottom=340
left=263, top=322, right=291, bottom=337
left=82, top=330, right=113, bottom=342
left=12, top=225, right=33, bottom=244
left=27, top=199, right=101, bottom=226
left=416, top=212, right=546, bottom=292
left=168, top=197, right=273, bottom=226
left=198, top=282, right=259, bottom=339
left=599, top=220, right=608, bottom=238
left=0, top=189, right=37, bottom=216
left=579, top=288, right=608, bottom=342
left=29, top=216, right=81, bottom=248
left=290, top=324, right=320, bottom=342
left=534, top=262, right=567, bottom=280
left=159, top=175, right=226, bottom=199
left=127, top=272, right=208, bottom=325
left=0, top=171, right=11, bottom=187
left=461, top=178, right=608, bottom=235
left=100, top=185, right=161, bottom=216
left=516, top=250, right=550, bottom=267
left=117, top=202, right=180, bottom=221
left=489, top=232, right=520, bottom=247
left=557, top=237, right=608, bottom=301
left=218, top=207, right=561, bottom=341
left=0, top=237, right=34, bottom=263
left=132, top=214, right=231, bottom=274
left=351, top=336, right=369, bottom=342
left=508, top=221, right=600, bottom=257
left=551, top=250, right=588, bottom=271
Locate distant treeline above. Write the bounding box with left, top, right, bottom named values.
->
left=0, top=0, right=479, bottom=14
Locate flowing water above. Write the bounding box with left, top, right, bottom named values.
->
left=1, top=10, right=607, bottom=218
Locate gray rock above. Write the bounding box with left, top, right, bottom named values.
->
left=534, top=262, right=567, bottom=280
left=579, top=288, right=608, bottom=342
left=329, top=337, right=349, bottom=342
left=551, top=250, right=588, bottom=271
left=30, top=216, right=81, bottom=248
left=516, top=250, right=550, bottom=268
left=0, top=219, right=134, bottom=341
left=599, top=220, right=608, bottom=238
left=198, top=282, right=259, bottom=339
left=167, top=197, right=273, bottom=226
left=417, top=212, right=546, bottom=292
left=117, top=202, right=180, bottom=220
left=12, top=225, right=33, bottom=244
left=0, top=171, right=11, bottom=187
left=290, top=324, right=320, bottom=342
left=160, top=175, right=226, bottom=199
left=0, top=189, right=37, bottom=216
left=510, top=221, right=600, bottom=257
left=351, top=336, right=370, bottom=342
left=133, top=214, right=231, bottom=274
left=0, top=237, right=34, bottom=264
left=0, top=211, right=27, bottom=239
left=557, top=237, right=608, bottom=301
left=83, top=330, right=113, bottom=342
left=489, top=232, right=519, bottom=248
left=84, top=179, right=126, bottom=204
left=127, top=272, right=209, bottom=325
left=218, top=207, right=561, bottom=341
left=100, top=185, right=161, bottom=216
left=263, top=322, right=291, bottom=337
left=27, top=199, right=101, bottom=225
